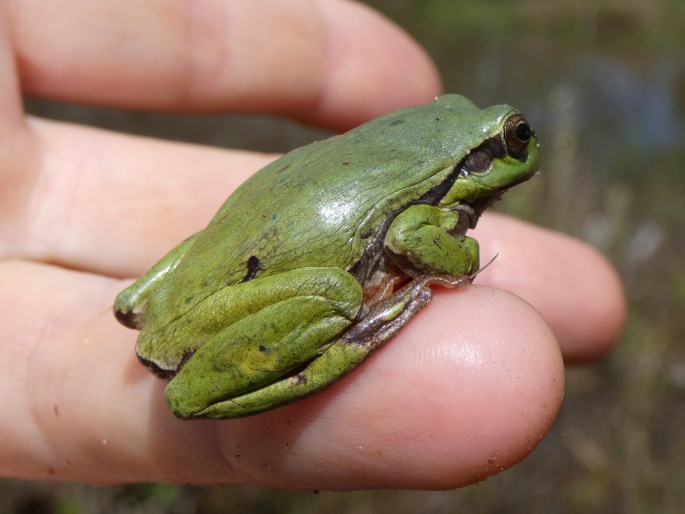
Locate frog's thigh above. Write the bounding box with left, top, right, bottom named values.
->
left=197, top=334, right=374, bottom=418
left=166, top=267, right=363, bottom=419
left=385, top=204, right=479, bottom=276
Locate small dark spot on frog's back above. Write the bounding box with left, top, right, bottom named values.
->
left=241, top=255, right=262, bottom=282
left=259, top=345, right=271, bottom=354
left=276, top=164, right=290, bottom=174
left=389, top=118, right=405, bottom=127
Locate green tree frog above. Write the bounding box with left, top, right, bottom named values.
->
left=114, top=95, right=539, bottom=419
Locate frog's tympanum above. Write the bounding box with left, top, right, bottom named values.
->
left=114, top=95, right=539, bottom=419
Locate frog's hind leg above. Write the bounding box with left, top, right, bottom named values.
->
left=199, top=273, right=471, bottom=418
left=163, top=267, right=364, bottom=419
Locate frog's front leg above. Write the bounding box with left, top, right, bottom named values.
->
left=163, top=267, right=364, bottom=419
left=384, top=203, right=480, bottom=277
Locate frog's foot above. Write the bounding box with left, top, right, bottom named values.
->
left=339, top=273, right=472, bottom=351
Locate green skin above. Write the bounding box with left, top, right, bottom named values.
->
left=114, top=95, right=539, bottom=419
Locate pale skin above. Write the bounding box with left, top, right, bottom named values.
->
left=0, top=0, right=625, bottom=490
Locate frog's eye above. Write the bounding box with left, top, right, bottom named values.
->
left=503, top=114, right=532, bottom=157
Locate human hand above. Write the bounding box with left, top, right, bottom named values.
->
left=0, top=0, right=624, bottom=489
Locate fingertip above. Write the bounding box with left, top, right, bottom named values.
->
left=475, top=214, right=626, bottom=364
left=408, top=286, right=564, bottom=486
left=558, top=244, right=626, bottom=364
left=228, top=285, right=563, bottom=490
left=314, top=0, right=442, bottom=128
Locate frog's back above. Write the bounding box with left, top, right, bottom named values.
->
left=162, top=95, right=512, bottom=307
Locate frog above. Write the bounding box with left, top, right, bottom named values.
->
left=114, top=94, right=539, bottom=419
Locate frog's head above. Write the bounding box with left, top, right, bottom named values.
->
left=440, top=107, right=539, bottom=225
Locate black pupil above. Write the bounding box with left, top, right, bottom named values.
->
left=515, top=121, right=531, bottom=142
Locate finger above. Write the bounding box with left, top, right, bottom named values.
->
left=0, top=16, right=23, bottom=138
left=1, top=118, right=268, bottom=277
left=0, top=261, right=562, bottom=488
left=226, top=286, right=562, bottom=490
left=0, top=261, right=231, bottom=483
left=8, top=0, right=441, bottom=129
left=474, top=214, right=626, bottom=363
left=0, top=12, right=38, bottom=232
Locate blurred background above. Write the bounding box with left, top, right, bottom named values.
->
left=5, top=0, right=685, bottom=512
